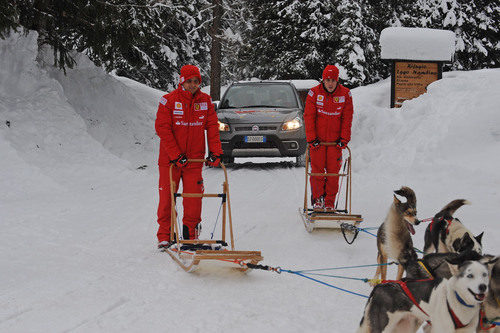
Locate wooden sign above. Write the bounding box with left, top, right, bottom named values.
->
left=391, top=61, right=442, bottom=108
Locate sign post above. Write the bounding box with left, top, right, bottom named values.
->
left=391, top=61, right=442, bottom=108
left=380, top=27, right=455, bottom=108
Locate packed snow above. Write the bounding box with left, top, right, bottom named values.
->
left=380, top=27, right=456, bottom=61
left=1, top=31, right=499, bottom=332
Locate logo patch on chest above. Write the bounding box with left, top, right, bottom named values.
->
left=317, top=95, right=324, bottom=102
left=194, top=102, right=208, bottom=111
left=333, top=96, right=345, bottom=103
left=173, top=110, right=183, bottom=115
left=175, top=102, right=183, bottom=110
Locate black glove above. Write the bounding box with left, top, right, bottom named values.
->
left=171, top=153, right=188, bottom=167
left=336, top=139, right=348, bottom=149
left=308, top=138, right=321, bottom=150
left=205, top=152, right=221, bottom=167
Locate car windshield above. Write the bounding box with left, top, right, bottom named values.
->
left=220, top=84, right=298, bottom=109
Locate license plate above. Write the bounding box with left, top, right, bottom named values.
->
left=244, top=135, right=266, bottom=143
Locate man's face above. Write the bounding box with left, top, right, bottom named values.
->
left=323, top=78, right=337, bottom=92
left=182, top=77, right=200, bottom=94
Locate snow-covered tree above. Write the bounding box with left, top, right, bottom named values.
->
left=335, top=0, right=379, bottom=86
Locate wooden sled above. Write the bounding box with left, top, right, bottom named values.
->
left=299, top=143, right=363, bottom=235
left=165, top=159, right=263, bottom=272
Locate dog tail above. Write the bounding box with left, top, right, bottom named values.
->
left=436, top=199, right=470, bottom=220
left=394, top=186, right=416, bottom=206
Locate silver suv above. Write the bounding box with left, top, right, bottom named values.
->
left=216, top=81, right=307, bottom=165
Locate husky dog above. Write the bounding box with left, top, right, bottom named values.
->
left=479, top=257, right=500, bottom=332
left=423, top=199, right=483, bottom=255
left=405, top=250, right=483, bottom=280
left=373, top=187, right=420, bottom=282
left=358, top=260, right=490, bottom=333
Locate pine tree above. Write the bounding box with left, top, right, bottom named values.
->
left=336, top=0, right=379, bottom=86
left=0, top=0, right=19, bottom=38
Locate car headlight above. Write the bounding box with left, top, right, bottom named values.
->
left=218, top=120, right=230, bottom=132
left=281, top=117, right=302, bottom=131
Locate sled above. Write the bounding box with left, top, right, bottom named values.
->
left=165, top=159, right=263, bottom=272
left=299, top=143, right=363, bottom=237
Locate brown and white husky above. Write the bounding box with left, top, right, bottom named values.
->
left=372, top=186, right=420, bottom=283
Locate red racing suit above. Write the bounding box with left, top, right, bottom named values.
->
left=303, top=83, right=354, bottom=207
left=155, top=86, right=222, bottom=242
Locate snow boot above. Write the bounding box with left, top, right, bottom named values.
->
left=183, top=224, right=201, bottom=240
left=313, top=196, right=324, bottom=209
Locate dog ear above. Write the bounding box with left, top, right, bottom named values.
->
left=452, top=238, right=463, bottom=252
left=445, top=259, right=460, bottom=275
left=393, top=194, right=401, bottom=204
left=475, top=232, right=484, bottom=245
left=486, top=257, right=499, bottom=266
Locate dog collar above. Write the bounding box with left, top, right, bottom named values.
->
left=455, top=291, right=474, bottom=308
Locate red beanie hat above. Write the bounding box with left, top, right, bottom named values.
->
left=322, top=65, right=339, bottom=81
left=179, top=65, right=201, bottom=84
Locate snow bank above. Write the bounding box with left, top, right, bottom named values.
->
left=45, top=48, right=163, bottom=169
left=380, top=27, right=455, bottom=61
left=0, top=31, right=134, bottom=195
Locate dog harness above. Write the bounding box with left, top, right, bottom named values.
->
left=382, top=279, right=431, bottom=317
left=479, top=298, right=500, bottom=330
left=446, top=291, right=475, bottom=329
left=429, top=217, right=453, bottom=234
left=447, top=300, right=469, bottom=329
left=480, top=308, right=500, bottom=330
left=418, top=260, right=434, bottom=279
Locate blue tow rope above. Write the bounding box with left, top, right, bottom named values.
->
left=357, top=228, right=378, bottom=238
left=282, top=269, right=369, bottom=298
left=296, top=262, right=395, bottom=273
left=356, top=226, right=424, bottom=254
left=301, top=272, right=370, bottom=282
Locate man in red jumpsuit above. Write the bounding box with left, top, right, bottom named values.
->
left=303, top=65, right=354, bottom=210
left=155, top=65, right=223, bottom=248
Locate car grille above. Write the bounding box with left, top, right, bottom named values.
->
left=234, top=141, right=278, bottom=149
left=235, top=125, right=277, bottom=132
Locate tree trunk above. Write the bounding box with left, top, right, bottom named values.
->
left=210, top=0, right=222, bottom=101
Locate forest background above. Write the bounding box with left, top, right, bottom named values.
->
left=1, top=0, right=498, bottom=99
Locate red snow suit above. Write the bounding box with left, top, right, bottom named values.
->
left=303, top=83, right=354, bottom=207
left=155, top=85, right=222, bottom=242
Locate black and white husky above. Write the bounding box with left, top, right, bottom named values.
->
left=358, top=260, right=490, bottom=333
left=423, top=199, right=483, bottom=255
left=373, top=187, right=420, bottom=283
left=479, top=257, right=500, bottom=332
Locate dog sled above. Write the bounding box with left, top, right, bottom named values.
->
left=299, top=143, right=363, bottom=239
left=164, top=159, right=263, bottom=272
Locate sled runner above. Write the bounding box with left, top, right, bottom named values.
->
left=299, top=143, right=363, bottom=236
left=165, top=159, right=263, bottom=272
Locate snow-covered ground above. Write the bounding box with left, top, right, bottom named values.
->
left=1, top=31, right=499, bottom=332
